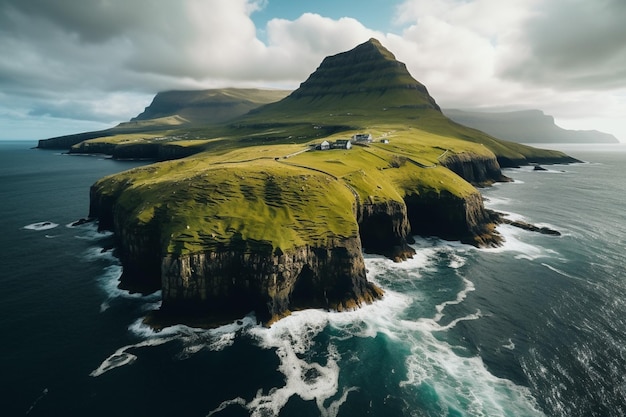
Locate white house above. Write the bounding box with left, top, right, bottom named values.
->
left=332, top=139, right=352, bottom=150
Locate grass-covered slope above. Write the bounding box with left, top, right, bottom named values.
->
left=91, top=127, right=486, bottom=260
left=92, top=155, right=359, bottom=256
left=37, top=88, right=290, bottom=150
left=43, top=40, right=577, bottom=167
left=91, top=38, right=578, bottom=258
left=131, top=88, right=290, bottom=125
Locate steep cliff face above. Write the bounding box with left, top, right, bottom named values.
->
left=160, top=238, right=382, bottom=324
left=70, top=141, right=118, bottom=156
left=405, top=191, right=501, bottom=247
left=441, top=152, right=511, bottom=185
left=88, top=154, right=506, bottom=327
left=357, top=199, right=415, bottom=261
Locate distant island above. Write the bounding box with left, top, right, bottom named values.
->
left=39, top=39, right=579, bottom=327
left=444, top=108, right=619, bottom=144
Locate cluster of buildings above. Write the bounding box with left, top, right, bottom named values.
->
left=313, top=133, right=375, bottom=151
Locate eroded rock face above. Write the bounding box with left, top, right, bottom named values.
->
left=441, top=153, right=511, bottom=185
left=160, top=237, right=382, bottom=324
left=405, top=191, right=501, bottom=247
left=357, top=199, right=415, bottom=261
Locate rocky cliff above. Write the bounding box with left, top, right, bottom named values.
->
left=441, top=152, right=511, bottom=185
left=159, top=238, right=382, bottom=325
left=90, top=184, right=385, bottom=325
left=357, top=199, right=415, bottom=261
left=405, top=191, right=500, bottom=247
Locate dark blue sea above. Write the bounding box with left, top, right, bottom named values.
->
left=2, top=140, right=625, bottom=417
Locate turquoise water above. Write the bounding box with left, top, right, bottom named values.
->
left=1, top=141, right=625, bottom=416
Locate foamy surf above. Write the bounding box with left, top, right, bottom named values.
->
left=208, top=295, right=408, bottom=417
left=482, top=224, right=553, bottom=261
left=87, top=229, right=545, bottom=416
left=90, top=336, right=176, bottom=377
left=23, top=221, right=58, bottom=231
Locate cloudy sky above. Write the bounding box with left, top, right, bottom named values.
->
left=1, top=0, right=625, bottom=141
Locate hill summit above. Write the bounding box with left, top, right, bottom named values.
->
left=254, top=38, right=440, bottom=116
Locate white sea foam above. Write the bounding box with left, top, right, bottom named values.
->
left=483, top=225, right=549, bottom=261
left=541, top=263, right=576, bottom=279
left=83, top=246, right=118, bottom=263
left=448, top=253, right=466, bottom=269
left=433, top=277, right=476, bottom=322
left=364, top=250, right=543, bottom=416
left=211, top=307, right=370, bottom=417
left=91, top=234, right=543, bottom=416
left=90, top=336, right=176, bottom=377
left=25, top=388, right=48, bottom=415
left=503, top=339, right=516, bottom=350
left=396, top=318, right=544, bottom=416
left=483, top=196, right=514, bottom=207
left=206, top=262, right=543, bottom=417
left=97, top=265, right=138, bottom=299
left=71, top=222, right=113, bottom=240
left=23, top=221, right=58, bottom=231
left=93, top=315, right=257, bottom=377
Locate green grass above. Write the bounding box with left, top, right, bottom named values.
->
left=94, top=157, right=360, bottom=255
left=87, top=39, right=577, bottom=257
left=94, top=125, right=492, bottom=256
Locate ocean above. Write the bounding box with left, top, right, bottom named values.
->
left=1, top=140, right=625, bottom=417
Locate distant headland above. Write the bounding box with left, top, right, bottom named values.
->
left=444, top=108, right=619, bottom=144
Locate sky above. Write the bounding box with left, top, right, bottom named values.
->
left=1, top=0, right=625, bottom=141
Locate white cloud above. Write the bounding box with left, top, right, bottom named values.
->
left=0, top=0, right=624, bottom=140
left=503, top=0, right=626, bottom=90
left=388, top=0, right=626, bottom=140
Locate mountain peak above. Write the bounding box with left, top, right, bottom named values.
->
left=360, top=38, right=398, bottom=60
left=276, top=39, right=441, bottom=113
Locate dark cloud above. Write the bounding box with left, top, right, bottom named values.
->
left=1, top=0, right=155, bottom=43
left=503, top=0, right=626, bottom=90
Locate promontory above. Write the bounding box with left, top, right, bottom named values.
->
left=40, top=39, right=578, bottom=326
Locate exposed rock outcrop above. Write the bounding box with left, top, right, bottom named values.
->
left=405, top=191, right=501, bottom=247
left=441, top=152, right=511, bottom=185
left=357, top=199, right=415, bottom=261
left=159, top=238, right=382, bottom=325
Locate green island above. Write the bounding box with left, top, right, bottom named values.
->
left=40, top=39, right=578, bottom=327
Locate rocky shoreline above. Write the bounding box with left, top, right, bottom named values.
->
left=89, top=153, right=512, bottom=328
